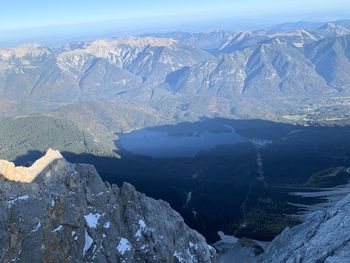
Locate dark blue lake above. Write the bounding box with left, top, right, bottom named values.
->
left=118, top=128, right=243, bottom=158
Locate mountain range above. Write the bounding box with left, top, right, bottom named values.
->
left=1, top=21, right=350, bottom=136
left=0, top=21, right=349, bottom=154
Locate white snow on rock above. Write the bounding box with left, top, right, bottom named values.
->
left=174, top=251, right=187, bottom=263
left=52, top=225, right=63, bottom=232
left=174, top=249, right=196, bottom=263
left=83, top=229, right=93, bottom=256
left=140, top=244, right=147, bottom=250
left=189, top=241, right=198, bottom=250
left=84, top=213, right=102, bottom=229
left=117, top=238, right=132, bottom=255
left=218, top=231, right=238, bottom=244
left=103, top=221, right=111, bottom=229
left=135, top=219, right=147, bottom=240
left=8, top=195, right=30, bottom=207
left=94, top=192, right=104, bottom=197
left=31, top=221, right=41, bottom=233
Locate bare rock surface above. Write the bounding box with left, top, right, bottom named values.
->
left=0, top=149, right=215, bottom=262
left=258, top=192, right=350, bottom=263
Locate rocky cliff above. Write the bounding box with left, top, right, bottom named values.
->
left=259, top=191, right=350, bottom=262
left=216, top=189, right=350, bottom=263
left=0, top=149, right=215, bottom=262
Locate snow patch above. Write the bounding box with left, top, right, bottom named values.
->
left=84, top=213, right=101, bottom=229
left=140, top=244, right=147, bottom=250
left=52, top=225, right=63, bottom=232
left=8, top=195, right=30, bottom=207
left=135, top=219, right=147, bottom=241
left=189, top=241, right=198, bottom=250
left=174, top=251, right=186, bottom=263
left=71, top=231, right=79, bottom=241
left=83, top=229, right=93, bottom=256
left=31, top=221, right=41, bottom=233
left=218, top=231, right=238, bottom=244
left=103, top=222, right=111, bottom=229
left=117, top=238, right=132, bottom=255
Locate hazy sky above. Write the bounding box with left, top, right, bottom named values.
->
left=1, top=0, right=350, bottom=31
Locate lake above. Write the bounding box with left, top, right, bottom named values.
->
left=117, top=128, right=243, bottom=158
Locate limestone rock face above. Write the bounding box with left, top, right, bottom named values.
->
left=259, top=192, right=350, bottom=263
left=0, top=148, right=62, bottom=183
left=0, top=150, right=215, bottom=262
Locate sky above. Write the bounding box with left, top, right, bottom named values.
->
left=0, top=0, right=349, bottom=47
left=1, top=0, right=350, bottom=31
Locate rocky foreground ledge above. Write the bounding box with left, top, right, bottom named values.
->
left=0, top=149, right=215, bottom=262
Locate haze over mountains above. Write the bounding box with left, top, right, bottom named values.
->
left=2, top=20, right=350, bottom=102
left=1, top=20, right=350, bottom=132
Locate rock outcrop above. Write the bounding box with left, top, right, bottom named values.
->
left=0, top=148, right=63, bottom=183
left=259, top=192, right=350, bottom=263
left=0, top=149, right=215, bottom=262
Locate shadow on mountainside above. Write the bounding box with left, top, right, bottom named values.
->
left=13, top=150, right=44, bottom=166
left=10, top=118, right=350, bottom=243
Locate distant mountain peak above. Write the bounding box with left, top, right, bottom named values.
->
left=89, top=36, right=177, bottom=49
left=0, top=43, right=50, bottom=59
left=318, top=22, right=350, bottom=37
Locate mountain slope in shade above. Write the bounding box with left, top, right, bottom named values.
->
left=0, top=149, right=215, bottom=262
left=259, top=190, right=350, bottom=262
